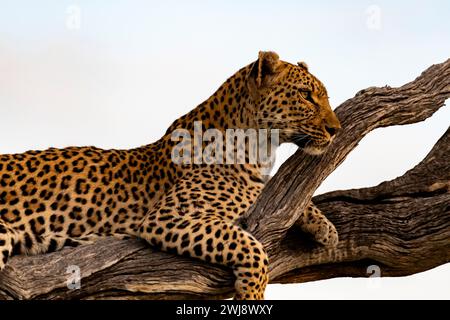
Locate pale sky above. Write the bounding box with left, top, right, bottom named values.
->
left=0, top=0, right=449, bottom=299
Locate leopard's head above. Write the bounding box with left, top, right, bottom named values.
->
left=246, top=51, right=341, bottom=155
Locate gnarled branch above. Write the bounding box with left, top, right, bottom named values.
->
left=0, top=59, right=449, bottom=300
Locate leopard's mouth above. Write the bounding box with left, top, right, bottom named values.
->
left=292, top=133, right=330, bottom=155
left=292, top=134, right=311, bottom=148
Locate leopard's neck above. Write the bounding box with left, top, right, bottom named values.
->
left=164, top=66, right=256, bottom=133
left=141, top=66, right=277, bottom=182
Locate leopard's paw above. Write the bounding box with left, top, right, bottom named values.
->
left=313, top=221, right=339, bottom=247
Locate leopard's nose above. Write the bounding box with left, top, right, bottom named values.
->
left=325, top=125, right=338, bottom=137
left=324, top=110, right=341, bottom=137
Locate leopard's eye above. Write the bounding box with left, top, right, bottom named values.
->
left=300, top=91, right=315, bottom=104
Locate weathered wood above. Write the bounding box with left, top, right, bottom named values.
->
left=272, top=125, right=450, bottom=283
left=0, top=59, right=449, bottom=300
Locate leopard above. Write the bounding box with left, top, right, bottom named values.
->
left=0, top=51, right=341, bottom=300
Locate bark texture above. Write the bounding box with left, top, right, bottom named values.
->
left=0, top=59, right=449, bottom=300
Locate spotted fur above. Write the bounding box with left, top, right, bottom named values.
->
left=0, top=51, right=340, bottom=299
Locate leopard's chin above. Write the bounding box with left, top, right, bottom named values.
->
left=292, top=132, right=334, bottom=153
left=302, top=139, right=332, bottom=155
left=293, top=136, right=329, bottom=156
left=302, top=145, right=327, bottom=155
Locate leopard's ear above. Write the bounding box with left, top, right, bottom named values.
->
left=247, top=51, right=282, bottom=100
left=297, top=61, right=309, bottom=71
left=249, top=51, right=282, bottom=88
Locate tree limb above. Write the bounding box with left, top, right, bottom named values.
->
left=0, top=59, right=449, bottom=300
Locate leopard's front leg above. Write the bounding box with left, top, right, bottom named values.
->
left=136, top=175, right=269, bottom=300
left=139, top=213, right=269, bottom=299
left=296, top=202, right=339, bottom=247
